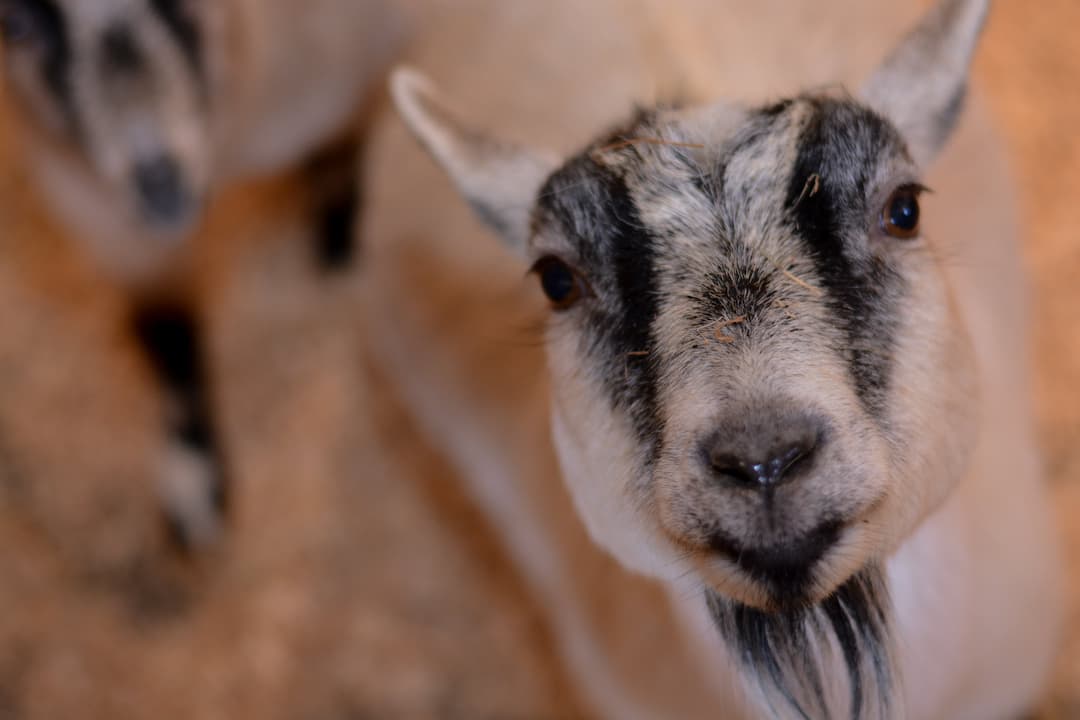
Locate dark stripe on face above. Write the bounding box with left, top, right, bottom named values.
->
left=706, top=566, right=892, bottom=720
left=1, top=0, right=74, bottom=114
left=784, top=99, right=905, bottom=417
left=536, top=155, right=663, bottom=457
left=148, top=0, right=201, bottom=74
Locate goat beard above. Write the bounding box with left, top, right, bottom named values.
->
left=706, top=565, right=895, bottom=720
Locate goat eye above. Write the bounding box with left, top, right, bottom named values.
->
left=0, top=6, right=35, bottom=44
left=531, top=256, right=585, bottom=310
left=880, top=185, right=922, bottom=239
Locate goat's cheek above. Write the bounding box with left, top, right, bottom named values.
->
left=546, top=340, right=681, bottom=575
left=878, top=268, right=977, bottom=548
left=652, top=461, right=707, bottom=540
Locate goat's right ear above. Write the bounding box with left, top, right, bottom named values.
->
left=860, top=0, right=990, bottom=168
left=390, top=68, right=558, bottom=256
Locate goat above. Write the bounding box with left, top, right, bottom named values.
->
left=364, top=0, right=1064, bottom=716
left=0, top=0, right=402, bottom=281
left=0, top=0, right=396, bottom=549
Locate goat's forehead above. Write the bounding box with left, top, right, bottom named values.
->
left=533, top=96, right=908, bottom=266
left=9, top=0, right=205, bottom=118
left=533, top=96, right=913, bottom=447
left=30, top=0, right=198, bottom=52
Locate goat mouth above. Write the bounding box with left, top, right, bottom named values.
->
left=706, top=520, right=844, bottom=611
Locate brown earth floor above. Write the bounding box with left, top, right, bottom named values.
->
left=0, top=1, right=1077, bottom=719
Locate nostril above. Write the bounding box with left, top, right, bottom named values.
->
left=759, top=443, right=813, bottom=485
left=133, top=155, right=191, bottom=225
left=706, top=452, right=759, bottom=487
left=703, top=436, right=818, bottom=490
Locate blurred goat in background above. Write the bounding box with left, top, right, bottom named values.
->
left=0, top=0, right=403, bottom=548
left=0, top=0, right=400, bottom=277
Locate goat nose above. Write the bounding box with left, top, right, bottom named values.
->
left=702, top=425, right=819, bottom=490
left=133, top=154, right=191, bottom=226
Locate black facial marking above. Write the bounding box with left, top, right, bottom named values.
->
left=707, top=566, right=892, bottom=720
left=1, top=0, right=74, bottom=116
left=536, top=153, right=663, bottom=458
left=131, top=302, right=229, bottom=547
left=100, top=22, right=143, bottom=76
left=148, top=0, right=201, bottom=74
left=784, top=98, right=907, bottom=417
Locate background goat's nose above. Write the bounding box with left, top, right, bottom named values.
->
left=133, top=154, right=191, bottom=226
left=701, top=421, right=820, bottom=490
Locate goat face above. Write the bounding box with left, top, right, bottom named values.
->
left=530, top=97, right=977, bottom=612
left=0, top=0, right=212, bottom=237
left=393, top=0, right=989, bottom=683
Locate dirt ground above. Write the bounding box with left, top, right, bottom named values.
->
left=0, top=1, right=1077, bottom=719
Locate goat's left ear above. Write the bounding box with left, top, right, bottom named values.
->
left=861, top=0, right=991, bottom=168
left=390, top=68, right=558, bottom=256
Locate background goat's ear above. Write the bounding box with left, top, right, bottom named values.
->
left=861, top=0, right=990, bottom=167
left=390, top=68, right=557, bottom=255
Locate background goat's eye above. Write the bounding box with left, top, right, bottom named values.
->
left=881, top=185, right=922, bottom=239
left=531, top=256, right=584, bottom=310
left=0, top=6, right=35, bottom=44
